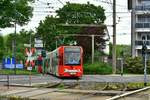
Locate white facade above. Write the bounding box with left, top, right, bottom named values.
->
left=131, top=0, right=150, bottom=57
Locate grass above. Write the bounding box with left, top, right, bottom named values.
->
left=83, top=61, right=112, bottom=74
left=127, top=82, right=150, bottom=90
left=0, top=95, right=31, bottom=100
left=0, top=69, right=38, bottom=75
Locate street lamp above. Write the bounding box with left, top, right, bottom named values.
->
left=142, top=38, right=147, bottom=86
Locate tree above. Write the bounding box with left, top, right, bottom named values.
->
left=109, top=44, right=131, bottom=58
left=5, top=29, right=35, bottom=60
left=36, top=16, right=60, bottom=51
left=56, top=2, right=106, bottom=24
left=0, top=0, right=34, bottom=28
left=36, top=2, right=107, bottom=61
left=0, top=35, right=4, bottom=61
left=56, top=2, right=107, bottom=61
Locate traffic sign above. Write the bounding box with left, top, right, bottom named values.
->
left=27, top=67, right=32, bottom=71
left=25, top=48, right=35, bottom=67
left=24, top=44, right=31, bottom=47
left=34, top=44, right=43, bottom=48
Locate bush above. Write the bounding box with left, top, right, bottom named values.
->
left=124, top=57, right=150, bottom=74
left=83, top=62, right=112, bottom=74
left=0, top=50, right=4, bottom=62
left=0, top=69, right=38, bottom=75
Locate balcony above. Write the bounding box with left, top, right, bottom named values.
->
left=135, top=23, right=150, bottom=28
left=135, top=5, right=150, bottom=11
left=135, top=40, right=150, bottom=49
left=135, top=40, right=150, bottom=45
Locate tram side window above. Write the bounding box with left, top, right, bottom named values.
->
left=52, top=53, right=58, bottom=67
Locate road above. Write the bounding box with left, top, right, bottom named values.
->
left=0, top=74, right=150, bottom=86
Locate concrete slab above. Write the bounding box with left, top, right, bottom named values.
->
left=14, top=88, right=57, bottom=98
left=0, top=88, right=37, bottom=96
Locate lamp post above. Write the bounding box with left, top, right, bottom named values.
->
left=142, top=39, right=147, bottom=86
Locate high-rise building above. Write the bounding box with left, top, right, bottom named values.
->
left=128, top=0, right=150, bottom=57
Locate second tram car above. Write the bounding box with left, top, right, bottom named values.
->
left=46, top=46, right=83, bottom=78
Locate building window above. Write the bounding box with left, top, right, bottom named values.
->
left=147, top=16, right=150, bottom=22
left=141, top=33, right=150, bottom=40
left=142, top=35, right=146, bottom=40
left=147, top=35, right=150, bottom=40
left=138, top=15, right=145, bottom=22
left=137, top=15, right=150, bottom=23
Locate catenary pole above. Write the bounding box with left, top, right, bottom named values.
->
left=14, top=0, right=17, bottom=75
left=112, top=0, right=116, bottom=74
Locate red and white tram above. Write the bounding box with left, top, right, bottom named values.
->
left=46, top=46, right=83, bottom=78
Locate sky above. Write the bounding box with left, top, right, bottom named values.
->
left=0, top=0, right=131, bottom=45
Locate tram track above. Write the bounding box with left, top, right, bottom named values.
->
left=0, top=81, right=120, bottom=100
left=0, top=86, right=116, bottom=100
left=1, top=75, right=150, bottom=100
left=106, top=86, right=150, bottom=100
left=3, top=84, right=149, bottom=100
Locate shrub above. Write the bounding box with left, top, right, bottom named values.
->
left=124, top=56, right=150, bottom=74
left=83, top=62, right=112, bottom=74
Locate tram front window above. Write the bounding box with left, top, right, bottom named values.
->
left=64, top=47, right=81, bottom=65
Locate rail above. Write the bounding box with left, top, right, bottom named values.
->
left=106, top=86, right=150, bottom=100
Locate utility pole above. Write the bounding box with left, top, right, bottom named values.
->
left=14, top=0, right=17, bottom=75
left=142, top=40, right=147, bottom=86
left=112, top=0, right=116, bottom=74
left=29, top=33, right=32, bottom=86
left=92, top=35, right=94, bottom=64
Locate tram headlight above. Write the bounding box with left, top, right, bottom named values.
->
left=64, top=68, right=68, bottom=72
left=78, top=69, right=81, bottom=72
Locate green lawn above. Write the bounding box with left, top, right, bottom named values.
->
left=0, top=69, right=38, bottom=75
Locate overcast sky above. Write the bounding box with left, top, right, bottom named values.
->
left=0, top=0, right=131, bottom=45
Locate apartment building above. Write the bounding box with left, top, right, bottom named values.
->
left=128, top=0, right=150, bottom=57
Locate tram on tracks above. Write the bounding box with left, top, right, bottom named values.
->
left=44, top=46, right=83, bottom=78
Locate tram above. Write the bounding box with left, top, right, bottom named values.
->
left=46, top=46, right=83, bottom=78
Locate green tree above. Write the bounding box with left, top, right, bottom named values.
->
left=0, top=0, right=34, bottom=28
left=56, top=2, right=106, bottom=24
left=109, top=44, right=131, bottom=58
left=36, top=16, right=60, bottom=51
left=5, top=29, right=35, bottom=61
left=37, top=2, right=107, bottom=59
left=116, top=45, right=131, bottom=58
left=0, top=35, right=4, bottom=61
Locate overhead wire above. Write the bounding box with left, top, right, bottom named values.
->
left=30, top=0, right=130, bottom=23
left=93, top=0, right=126, bottom=8
left=36, top=0, right=49, bottom=5
left=56, top=0, right=65, bottom=6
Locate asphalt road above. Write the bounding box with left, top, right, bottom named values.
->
left=0, top=74, right=150, bottom=86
